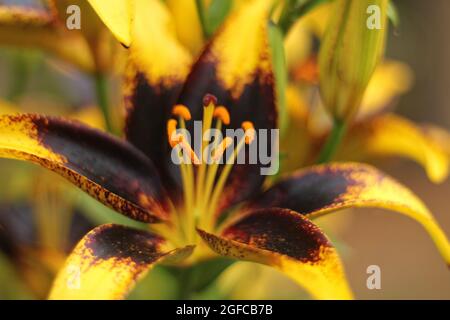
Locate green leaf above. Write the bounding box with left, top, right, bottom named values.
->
left=127, top=266, right=178, bottom=300
left=205, top=0, right=233, bottom=36
left=268, top=22, right=288, bottom=135
left=166, top=257, right=235, bottom=297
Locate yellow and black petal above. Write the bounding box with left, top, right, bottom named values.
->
left=49, top=224, right=193, bottom=299
left=175, top=0, right=278, bottom=211
left=199, top=208, right=353, bottom=299
left=244, top=162, right=450, bottom=265
left=123, top=0, right=192, bottom=193
left=0, top=114, right=170, bottom=223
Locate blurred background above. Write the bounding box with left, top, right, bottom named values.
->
left=344, top=0, right=450, bottom=299
left=0, top=0, right=449, bottom=299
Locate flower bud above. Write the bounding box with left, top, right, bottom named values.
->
left=319, top=0, right=388, bottom=121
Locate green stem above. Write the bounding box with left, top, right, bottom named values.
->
left=195, top=0, right=209, bottom=39
left=316, top=118, right=347, bottom=163
left=94, top=73, right=114, bottom=134
left=176, top=266, right=195, bottom=300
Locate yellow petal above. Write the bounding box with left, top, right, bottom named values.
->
left=87, top=0, right=132, bottom=46
left=49, top=224, right=193, bottom=299
left=345, top=114, right=449, bottom=183
left=129, top=0, right=192, bottom=86
left=207, top=0, right=275, bottom=98
left=422, top=124, right=450, bottom=156
left=198, top=208, right=353, bottom=300
left=357, top=61, right=414, bottom=120
left=166, top=0, right=204, bottom=56
left=245, top=162, right=450, bottom=265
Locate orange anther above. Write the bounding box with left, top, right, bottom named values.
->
left=172, top=104, right=192, bottom=120
left=213, top=106, right=230, bottom=125
left=167, top=119, right=180, bottom=147
left=242, top=121, right=256, bottom=144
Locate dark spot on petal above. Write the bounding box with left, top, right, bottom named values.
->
left=85, top=225, right=165, bottom=266
left=24, top=114, right=170, bottom=221
left=223, top=208, right=330, bottom=262
left=248, top=167, right=351, bottom=215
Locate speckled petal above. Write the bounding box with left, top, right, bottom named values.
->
left=49, top=224, right=193, bottom=299
left=0, top=114, right=170, bottom=223
left=199, top=208, right=353, bottom=300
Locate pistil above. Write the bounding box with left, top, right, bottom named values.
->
left=166, top=94, right=255, bottom=244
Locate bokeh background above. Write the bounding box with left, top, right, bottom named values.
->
left=0, top=0, right=449, bottom=299
left=344, top=0, right=450, bottom=299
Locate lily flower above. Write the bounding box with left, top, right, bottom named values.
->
left=0, top=0, right=448, bottom=300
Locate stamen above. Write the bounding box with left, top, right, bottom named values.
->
left=212, top=137, right=233, bottom=161
left=172, top=104, right=192, bottom=120
left=204, top=136, right=247, bottom=230
left=242, top=121, right=256, bottom=144
left=167, top=119, right=179, bottom=147
left=166, top=93, right=259, bottom=242
left=178, top=136, right=201, bottom=164
left=167, top=119, right=200, bottom=164
left=213, top=106, right=230, bottom=125
left=195, top=94, right=217, bottom=221
left=202, top=122, right=255, bottom=229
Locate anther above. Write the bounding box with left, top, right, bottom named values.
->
left=213, top=106, right=230, bottom=125
left=242, top=121, right=256, bottom=144
left=172, top=104, right=192, bottom=120
left=167, top=119, right=179, bottom=147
